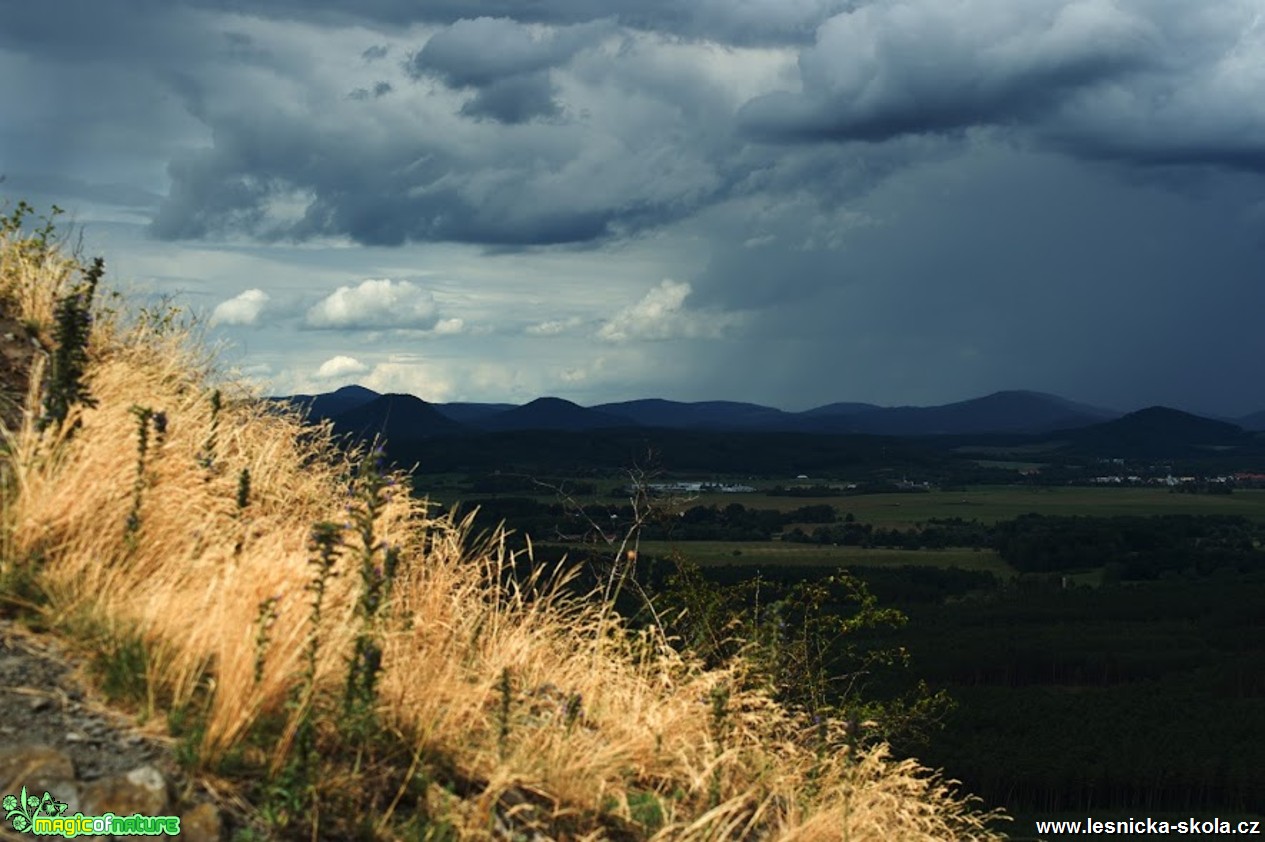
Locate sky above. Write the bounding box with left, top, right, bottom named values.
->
left=3, top=0, right=1265, bottom=416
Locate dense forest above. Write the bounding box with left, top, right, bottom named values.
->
left=632, top=559, right=1265, bottom=821
left=458, top=492, right=1265, bottom=825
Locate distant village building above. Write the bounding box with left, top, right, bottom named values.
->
left=642, top=481, right=756, bottom=494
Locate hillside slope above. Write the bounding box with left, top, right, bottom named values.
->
left=331, top=392, right=469, bottom=440
left=0, top=211, right=1003, bottom=840
left=809, top=391, right=1115, bottom=435
left=479, top=396, right=634, bottom=432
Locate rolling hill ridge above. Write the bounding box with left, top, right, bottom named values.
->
left=272, top=386, right=1264, bottom=468
left=279, top=387, right=1127, bottom=437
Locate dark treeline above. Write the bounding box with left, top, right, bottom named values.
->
left=367, top=419, right=1265, bottom=480
left=393, top=428, right=943, bottom=475
left=787, top=513, right=1265, bottom=580
left=898, top=576, right=1265, bottom=816
left=453, top=498, right=843, bottom=542
left=992, top=513, right=1263, bottom=578
left=783, top=515, right=992, bottom=549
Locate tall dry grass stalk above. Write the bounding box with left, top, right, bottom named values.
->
left=0, top=230, right=1005, bottom=840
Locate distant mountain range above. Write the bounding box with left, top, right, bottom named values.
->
left=271, top=384, right=1265, bottom=442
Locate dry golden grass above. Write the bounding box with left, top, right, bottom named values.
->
left=0, top=228, right=1007, bottom=840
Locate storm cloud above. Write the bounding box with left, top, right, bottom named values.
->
left=738, top=0, right=1158, bottom=141
left=739, top=0, right=1265, bottom=176
left=4, top=0, right=1265, bottom=415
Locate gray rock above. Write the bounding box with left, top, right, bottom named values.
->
left=0, top=745, right=81, bottom=815
left=1, top=621, right=231, bottom=839
left=79, top=764, right=169, bottom=817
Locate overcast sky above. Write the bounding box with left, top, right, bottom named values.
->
left=4, top=0, right=1265, bottom=416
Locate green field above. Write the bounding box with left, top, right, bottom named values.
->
left=429, top=481, right=1265, bottom=524
left=689, top=486, right=1265, bottom=527
left=630, top=541, right=1014, bottom=575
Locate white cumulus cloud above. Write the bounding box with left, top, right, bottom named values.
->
left=433, top=317, right=466, bottom=335
left=597, top=279, right=741, bottom=342
left=526, top=316, right=584, bottom=336
left=314, top=355, right=369, bottom=380
left=362, top=361, right=457, bottom=402
left=210, top=289, right=270, bottom=326
left=305, top=279, right=440, bottom=330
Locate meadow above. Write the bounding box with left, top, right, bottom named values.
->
left=633, top=541, right=1012, bottom=575
left=690, top=485, right=1265, bottom=526
left=444, top=477, right=1265, bottom=524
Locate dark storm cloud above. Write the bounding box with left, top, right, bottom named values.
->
left=407, top=17, right=609, bottom=123
left=347, top=81, right=392, bottom=100
left=146, top=105, right=685, bottom=246
left=5, top=0, right=1265, bottom=414
left=0, top=0, right=185, bottom=61
left=149, top=142, right=717, bottom=245
left=409, top=17, right=604, bottom=88
left=738, top=0, right=1157, bottom=142
left=737, top=1, right=1265, bottom=177
left=123, top=9, right=735, bottom=246
left=685, top=144, right=1265, bottom=415
left=11, top=0, right=1264, bottom=251
left=189, top=0, right=853, bottom=46
left=458, top=73, right=560, bottom=124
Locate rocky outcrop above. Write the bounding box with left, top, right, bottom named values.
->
left=0, top=621, right=224, bottom=840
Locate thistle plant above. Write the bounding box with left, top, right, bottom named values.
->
left=232, top=468, right=252, bottom=559
left=151, top=410, right=167, bottom=446
left=40, top=256, right=103, bottom=433
left=343, top=442, right=401, bottom=717
left=253, top=595, right=280, bottom=685
left=564, top=691, right=583, bottom=732
left=294, top=521, right=342, bottom=771
left=198, top=389, right=221, bottom=474
left=124, top=405, right=156, bottom=541
left=236, top=467, right=251, bottom=512
left=303, top=521, right=342, bottom=691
